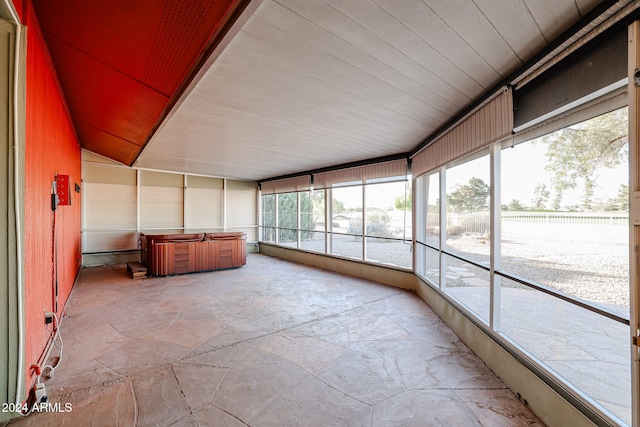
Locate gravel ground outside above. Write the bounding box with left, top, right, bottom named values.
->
left=445, top=221, right=629, bottom=308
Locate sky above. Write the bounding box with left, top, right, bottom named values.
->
left=500, top=140, right=627, bottom=208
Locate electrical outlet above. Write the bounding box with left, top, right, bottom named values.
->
left=44, top=312, right=54, bottom=325
left=34, top=383, right=47, bottom=404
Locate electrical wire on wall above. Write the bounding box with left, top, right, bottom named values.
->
left=20, top=312, right=64, bottom=416
left=16, top=176, right=65, bottom=416
left=20, top=365, right=43, bottom=416
left=51, top=177, right=59, bottom=313
left=14, top=176, right=66, bottom=416
left=41, top=312, right=63, bottom=379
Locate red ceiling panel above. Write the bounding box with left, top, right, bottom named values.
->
left=44, top=37, right=169, bottom=142
left=78, top=122, right=142, bottom=165
left=29, top=1, right=164, bottom=82
left=30, top=0, right=241, bottom=165
left=44, top=39, right=169, bottom=140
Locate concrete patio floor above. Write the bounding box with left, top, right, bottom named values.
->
left=6, top=253, right=543, bottom=426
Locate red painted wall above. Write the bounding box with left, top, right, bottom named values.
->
left=15, top=0, right=82, bottom=394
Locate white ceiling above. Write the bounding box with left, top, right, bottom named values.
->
left=134, top=0, right=603, bottom=181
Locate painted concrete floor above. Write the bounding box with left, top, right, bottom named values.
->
left=7, top=254, right=543, bottom=426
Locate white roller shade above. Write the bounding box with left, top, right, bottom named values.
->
left=261, top=175, right=311, bottom=194
left=83, top=230, right=139, bottom=253
left=512, top=84, right=627, bottom=145
left=314, top=159, right=407, bottom=189
left=185, top=175, right=223, bottom=229
left=83, top=164, right=137, bottom=252
left=412, top=88, right=513, bottom=177
left=140, top=170, right=183, bottom=230
left=226, top=179, right=257, bottom=241
left=85, top=182, right=137, bottom=230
